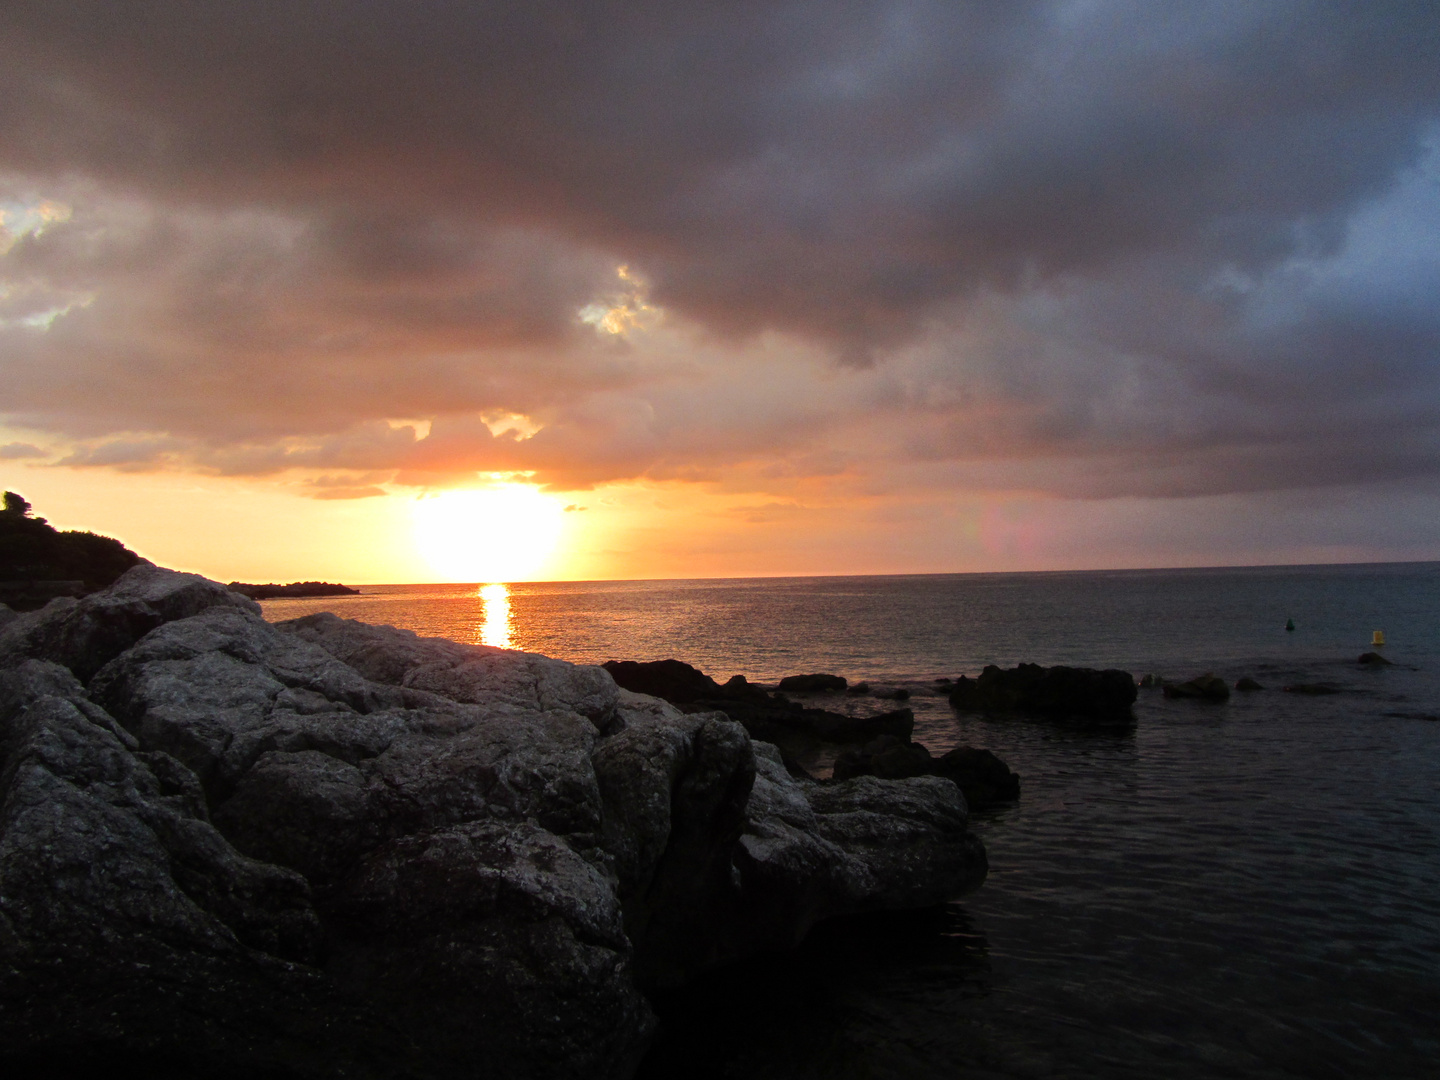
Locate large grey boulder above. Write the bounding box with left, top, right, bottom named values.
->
left=0, top=569, right=988, bottom=1078
left=0, top=563, right=258, bottom=681
left=0, top=660, right=392, bottom=1078
left=731, top=743, right=985, bottom=954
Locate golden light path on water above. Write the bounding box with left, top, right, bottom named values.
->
left=478, top=583, right=512, bottom=649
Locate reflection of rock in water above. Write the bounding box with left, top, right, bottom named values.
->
left=637, top=904, right=997, bottom=1080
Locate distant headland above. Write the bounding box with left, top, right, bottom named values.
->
left=227, top=581, right=361, bottom=599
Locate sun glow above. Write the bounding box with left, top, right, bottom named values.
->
left=413, top=485, right=565, bottom=582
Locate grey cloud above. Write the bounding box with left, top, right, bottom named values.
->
left=0, top=442, right=47, bottom=459
left=0, top=1, right=1438, bottom=503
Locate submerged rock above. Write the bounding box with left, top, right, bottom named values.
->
left=1235, top=676, right=1265, bottom=691
left=1358, top=651, right=1393, bottom=666
left=0, top=569, right=988, bottom=1078
left=1163, top=673, right=1231, bottom=701
left=950, top=662, right=1137, bottom=721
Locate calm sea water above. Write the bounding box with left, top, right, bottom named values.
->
left=262, top=564, right=1440, bottom=1079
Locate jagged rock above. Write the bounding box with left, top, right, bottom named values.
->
left=832, top=735, right=1020, bottom=810
left=777, top=673, right=848, bottom=693
left=0, top=602, right=17, bottom=629
left=0, top=570, right=990, bottom=1078
left=1235, top=676, right=1264, bottom=691
left=732, top=744, right=985, bottom=953
left=950, top=662, right=1137, bottom=720
left=0, top=563, right=258, bottom=681
left=1163, top=673, right=1231, bottom=701
left=1358, top=651, right=1393, bottom=666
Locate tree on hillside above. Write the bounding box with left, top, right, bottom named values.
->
left=0, top=492, right=142, bottom=596
left=3, top=491, right=34, bottom=517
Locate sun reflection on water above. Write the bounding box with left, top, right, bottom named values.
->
left=478, top=583, right=513, bottom=649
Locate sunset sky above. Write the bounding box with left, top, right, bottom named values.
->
left=3, top=2, right=1440, bottom=583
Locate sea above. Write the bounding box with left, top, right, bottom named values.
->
left=260, top=563, right=1440, bottom=1080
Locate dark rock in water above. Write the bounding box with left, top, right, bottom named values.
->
left=778, top=672, right=848, bottom=693
left=605, top=658, right=911, bottom=748
left=604, top=657, right=727, bottom=704
left=833, top=735, right=1020, bottom=811
left=1163, top=673, right=1231, bottom=701
left=1138, top=673, right=1162, bottom=688
left=937, top=746, right=1022, bottom=808
left=949, top=662, right=1136, bottom=721
left=847, top=681, right=871, bottom=695
left=228, top=580, right=360, bottom=599
left=1283, top=683, right=1342, bottom=695
left=0, top=568, right=987, bottom=1078
left=873, top=686, right=911, bottom=700
left=1235, top=676, right=1265, bottom=691
left=1358, top=651, right=1393, bottom=666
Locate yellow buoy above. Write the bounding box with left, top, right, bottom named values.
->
left=1372, top=630, right=1386, bottom=646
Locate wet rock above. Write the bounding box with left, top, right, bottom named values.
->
left=1163, top=673, right=1231, bottom=701
left=872, top=686, right=911, bottom=701
left=1138, top=673, right=1162, bottom=688
left=833, top=735, right=1020, bottom=811
left=1358, top=651, right=1393, bottom=666
left=950, top=663, right=1137, bottom=721
left=777, top=673, right=848, bottom=693
left=1235, top=676, right=1265, bottom=691
left=847, top=681, right=872, bottom=695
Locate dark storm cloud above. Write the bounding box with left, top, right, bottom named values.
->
left=1, top=0, right=1439, bottom=498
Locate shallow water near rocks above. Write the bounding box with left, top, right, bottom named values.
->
left=264, top=563, right=1440, bottom=1078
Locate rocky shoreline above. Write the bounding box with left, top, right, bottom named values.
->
left=0, top=565, right=989, bottom=1078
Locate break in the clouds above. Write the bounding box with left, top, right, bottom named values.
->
left=2, top=0, right=1439, bottom=508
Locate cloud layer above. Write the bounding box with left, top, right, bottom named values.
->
left=2, top=0, right=1439, bottom=511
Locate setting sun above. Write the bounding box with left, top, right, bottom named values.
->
left=413, top=485, right=565, bottom=582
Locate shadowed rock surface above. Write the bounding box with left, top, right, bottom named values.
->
left=832, top=736, right=1021, bottom=811
left=0, top=568, right=988, bottom=1078
left=950, top=663, right=1138, bottom=722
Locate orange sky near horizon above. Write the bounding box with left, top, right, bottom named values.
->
left=3, top=457, right=1420, bottom=586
